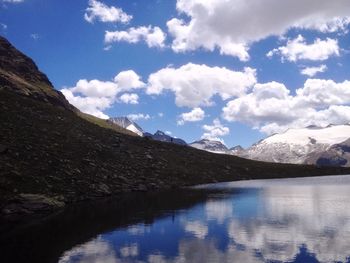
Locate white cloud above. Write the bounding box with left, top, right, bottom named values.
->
left=167, top=0, right=350, bottom=60
left=58, top=239, right=118, bottom=263
left=2, top=0, right=24, bottom=3
left=114, top=70, right=145, bottom=90
left=103, top=45, right=112, bottom=51
left=177, top=107, right=205, bottom=125
left=201, top=119, right=230, bottom=143
left=61, top=70, right=144, bottom=119
left=105, top=26, right=166, bottom=48
left=165, top=131, right=172, bottom=135
left=147, top=63, right=256, bottom=108
left=222, top=79, right=350, bottom=134
left=119, top=243, right=138, bottom=258
left=61, top=88, right=111, bottom=119
left=295, top=16, right=350, bottom=33
left=301, top=65, right=327, bottom=77
left=0, top=23, right=7, bottom=30
left=184, top=221, right=208, bottom=239
left=127, top=113, right=151, bottom=121
left=30, top=33, right=39, bottom=40
left=70, top=79, right=119, bottom=98
left=267, top=35, right=340, bottom=62
left=84, top=0, right=132, bottom=24
left=119, top=93, right=139, bottom=104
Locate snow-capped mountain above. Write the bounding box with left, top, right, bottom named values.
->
left=229, top=145, right=244, bottom=155
left=144, top=130, right=187, bottom=145
left=236, top=124, right=350, bottom=166
left=305, top=138, right=350, bottom=166
left=190, top=139, right=229, bottom=154
left=108, top=117, right=144, bottom=137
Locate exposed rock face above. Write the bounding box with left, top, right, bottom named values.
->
left=0, top=36, right=74, bottom=110
left=305, top=138, right=350, bottom=167
left=2, top=194, right=65, bottom=215
left=144, top=130, right=187, bottom=145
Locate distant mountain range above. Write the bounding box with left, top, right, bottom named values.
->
left=144, top=130, right=187, bottom=146
left=108, top=115, right=350, bottom=167
left=235, top=124, right=350, bottom=167
left=187, top=124, right=350, bottom=167
left=108, top=117, right=187, bottom=145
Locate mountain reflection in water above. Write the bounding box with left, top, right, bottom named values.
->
left=3, top=175, right=350, bottom=263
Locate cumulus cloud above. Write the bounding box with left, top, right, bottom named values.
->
left=177, top=107, right=205, bottom=125
left=222, top=79, right=350, bottom=134
left=127, top=113, right=151, bottom=121
left=61, top=89, right=112, bottom=119
left=114, top=70, right=146, bottom=89
left=300, top=65, right=327, bottom=77
left=119, top=93, right=139, bottom=104
left=61, top=70, right=144, bottom=119
left=267, top=35, right=340, bottom=62
left=105, top=26, right=166, bottom=48
left=167, top=0, right=350, bottom=60
left=147, top=63, right=256, bottom=108
left=84, top=0, right=132, bottom=24
left=201, top=119, right=230, bottom=143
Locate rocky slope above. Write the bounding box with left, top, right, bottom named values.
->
left=0, top=36, right=74, bottom=111
left=305, top=138, right=350, bottom=166
left=236, top=125, right=350, bottom=166
left=1, top=35, right=349, bottom=216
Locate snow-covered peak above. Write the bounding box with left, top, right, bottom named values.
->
left=108, top=117, right=144, bottom=137
left=236, top=124, right=350, bottom=166
left=148, top=130, right=187, bottom=145
left=190, top=139, right=228, bottom=154
left=264, top=125, right=350, bottom=145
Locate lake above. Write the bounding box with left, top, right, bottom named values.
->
left=2, top=175, right=350, bottom=263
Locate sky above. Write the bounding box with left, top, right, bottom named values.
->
left=1, top=0, right=350, bottom=148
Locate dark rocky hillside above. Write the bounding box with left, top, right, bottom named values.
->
left=1, top=35, right=349, bottom=216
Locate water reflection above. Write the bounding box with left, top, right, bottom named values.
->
left=55, top=175, right=350, bottom=263
left=2, top=176, right=350, bottom=262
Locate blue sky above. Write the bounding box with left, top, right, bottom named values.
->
left=1, top=0, right=350, bottom=148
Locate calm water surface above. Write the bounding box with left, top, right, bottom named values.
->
left=2, top=175, right=350, bottom=263
left=58, top=175, right=350, bottom=263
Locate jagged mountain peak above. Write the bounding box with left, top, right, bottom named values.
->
left=154, top=130, right=166, bottom=136
left=146, top=130, right=187, bottom=145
